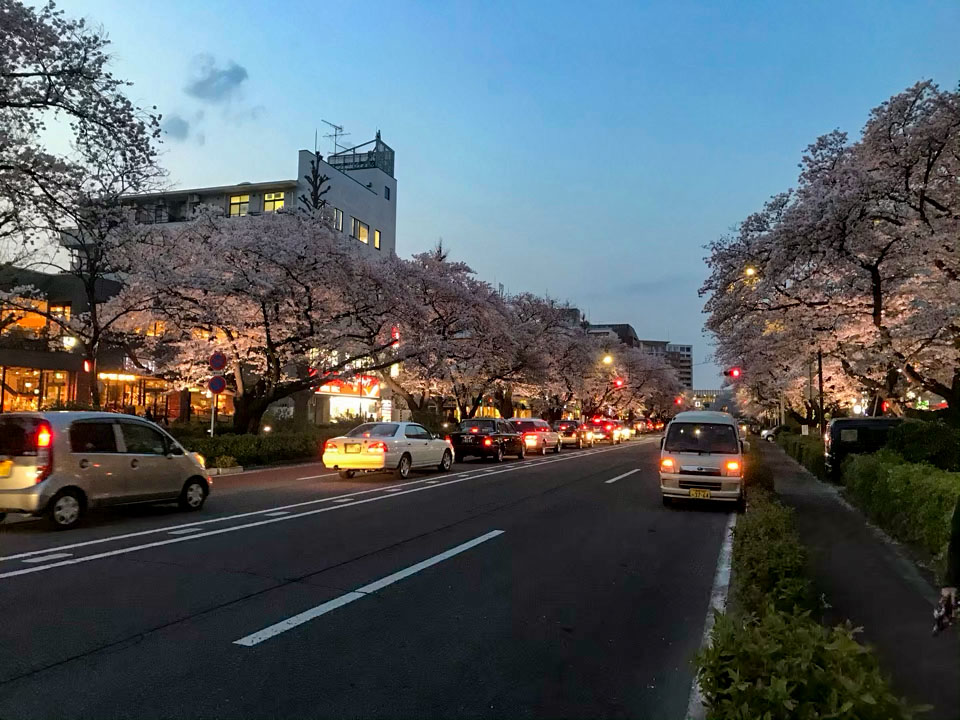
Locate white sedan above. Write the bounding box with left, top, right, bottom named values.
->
left=322, top=421, right=454, bottom=480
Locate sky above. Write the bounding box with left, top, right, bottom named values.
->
left=68, top=0, right=960, bottom=387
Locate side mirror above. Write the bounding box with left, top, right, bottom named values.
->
left=741, top=440, right=750, bottom=453
left=659, top=437, right=665, bottom=449
left=168, top=444, right=184, bottom=456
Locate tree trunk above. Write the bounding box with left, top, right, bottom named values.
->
left=232, top=394, right=272, bottom=434
left=495, top=386, right=514, bottom=420
left=292, top=388, right=312, bottom=426
left=87, top=352, right=101, bottom=408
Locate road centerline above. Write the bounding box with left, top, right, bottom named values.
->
left=604, top=469, right=642, bottom=484
left=233, top=530, right=505, bottom=647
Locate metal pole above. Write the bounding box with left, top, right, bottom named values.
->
left=210, top=394, right=217, bottom=437
left=817, top=349, right=825, bottom=437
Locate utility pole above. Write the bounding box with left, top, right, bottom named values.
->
left=817, top=349, right=825, bottom=437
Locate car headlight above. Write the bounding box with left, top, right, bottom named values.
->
left=191, top=452, right=206, bottom=468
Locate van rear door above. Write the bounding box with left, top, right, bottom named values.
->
left=0, top=416, right=48, bottom=490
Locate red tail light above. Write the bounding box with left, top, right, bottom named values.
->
left=470, top=427, right=479, bottom=433
left=523, top=433, right=538, bottom=446
left=367, top=441, right=387, bottom=453
left=483, top=437, right=493, bottom=447
left=35, top=422, right=52, bottom=484
left=605, top=424, right=612, bottom=430
left=444, top=435, right=452, bottom=443
left=323, top=440, right=338, bottom=453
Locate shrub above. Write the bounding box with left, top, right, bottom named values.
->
left=744, top=446, right=774, bottom=492
left=843, top=450, right=960, bottom=575
left=731, top=490, right=813, bottom=616
left=698, top=609, right=917, bottom=720
left=886, top=420, right=960, bottom=471
left=778, top=433, right=826, bottom=479
left=214, top=455, right=238, bottom=469
left=180, top=429, right=338, bottom=468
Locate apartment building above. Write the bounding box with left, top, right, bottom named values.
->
left=637, top=340, right=694, bottom=390
left=124, top=132, right=397, bottom=256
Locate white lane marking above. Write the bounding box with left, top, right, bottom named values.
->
left=296, top=473, right=338, bottom=480
left=0, top=442, right=637, bottom=571
left=383, top=488, right=403, bottom=493
left=168, top=528, right=202, bottom=535
left=233, top=530, right=505, bottom=647
left=685, top=513, right=737, bottom=720
left=22, top=552, right=73, bottom=564
left=424, top=481, right=438, bottom=485
left=604, top=469, right=642, bottom=484
left=332, top=498, right=354, bottom=503
left=263, top=511, right=289, bottom=517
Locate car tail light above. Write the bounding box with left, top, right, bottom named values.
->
left=524, top=433, right=538, bottom=446
left=605, top=424, right=612, bottom=430
left=725, top=460, right=741, bottom=475
left=660, top=457, right=675, bottom=471
left=483, top=437, right=493, bottom=447
left=323, top=440, right=339, bottom=453
left=35, top=422, right=53, bottom=484
left=470, top=427, right=479, bottom=433
left=444, top=435, right=452, bottom=443
left=367, top=441, right=388, bottom=453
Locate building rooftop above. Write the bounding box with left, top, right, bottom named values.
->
left=128, top=179, right=299, bottom=202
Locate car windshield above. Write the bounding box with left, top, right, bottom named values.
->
left=345, top=423, right=399, bottom=438
left=458, top=420, right=495, bottom=432
left=0, top=417, right=41, bottom=456
left=664, top=423, right=739, bottom=454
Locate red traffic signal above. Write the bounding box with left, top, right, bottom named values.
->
left=674, top=396, right=683, bottom=405
left=724, top=367, right=742, bottom=379
left=614, top=377, right=624, bottom=388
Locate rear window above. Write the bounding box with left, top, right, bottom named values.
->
left=557, top=421, right=578, bottom=430
left=0, top=417, right=42, bottom=457
left=346, top=423, right=399, bottom=438
left=511, top=421, right=538, bottom=432
left=664, top=422, right=739, bottom=454
left=459, top=420, right=495, bottom=432
left=70, top=422, right=118, bottom=453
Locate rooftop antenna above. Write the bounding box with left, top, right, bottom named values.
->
left=321, top=119, right=350, bottom=156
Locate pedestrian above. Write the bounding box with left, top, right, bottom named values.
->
left=145, top=408, right=154, bottom=422
left=943, top=496, right=960, bottom=607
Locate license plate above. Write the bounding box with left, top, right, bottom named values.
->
left=0, top=460, right=11, bottom=478
left=689, top=488, right=711, bottom=499
left=345, top=444, right=361, bottom=454
left=464, top=436, right=474, bottom=443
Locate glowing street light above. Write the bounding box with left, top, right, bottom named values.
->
left=602, top=354, right=613, bottom=365
left=744, top=267, right=757, bottom=277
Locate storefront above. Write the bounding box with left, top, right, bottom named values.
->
left=313, top=375, right=384, bottom=423
left=0, top=366, right=76, bottom=412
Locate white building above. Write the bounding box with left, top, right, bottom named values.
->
left=125, top=132, right=397, bottom=257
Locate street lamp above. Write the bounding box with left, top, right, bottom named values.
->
left=602, top=355, right=613, bottom=365
left=744, top=267, right=757, bottom=277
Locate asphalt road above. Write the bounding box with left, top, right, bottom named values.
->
left=0, top=437, right=732, bottom=720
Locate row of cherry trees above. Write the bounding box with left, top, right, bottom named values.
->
left=702, top=81, right=960, bottom=423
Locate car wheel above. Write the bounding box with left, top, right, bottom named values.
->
left=493, top=445, right=504, bottom=463
left=662, top=496, right=673, bottom=508
left=553, top=441, right=561, bottom=454
left=438, top=450, right=453, bottom=472
left=0, top=512, right=6, bottom=523
left=517, top=446, right=525, bottom=460
left=47, top=488, right=85, bottom=530
left=736, top=490, right=747, bottom=514
left=395, top=454, right=412, bottom=479
left=339, top=470, right=356, bottom=480
left=178, top=478, right=208, bottom=511
left=577, top=438, right=583, bottom=449
left=539, top=443, right=547, bottom=456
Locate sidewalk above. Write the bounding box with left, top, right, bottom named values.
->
left=763, top=443, right=960, bottom=720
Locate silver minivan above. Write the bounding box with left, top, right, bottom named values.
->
left=0, top=412, right=210, bottom=530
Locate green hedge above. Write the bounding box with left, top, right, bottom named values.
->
left=731, top=489, right=813, bottom=616
left=886, top=420, right=960, bottom=471
left=699, top=609, right=918, bottom=720
left=843, top=450, right=960, bottom=575
left=180, top=429, right=339, bottom=468
left=778, top=433, right=827, bottom=480
left=696, top=463, right=915, bottom=719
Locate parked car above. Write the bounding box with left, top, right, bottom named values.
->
left=553, top=419, right=594, bottom=449
left=323, top=421, right=453, bottom=479
left=584, top=417, right=623, bottom=445
left=659, top=410, right=746, bottom=511
left=0, top=412, right=210, bottom=530
left=824, top=417, right=902, bottom=478
left=448, top=418, right=524, bottom=461
left=509, top=418, right=561, bottom=455
left=760, top=425, right=787, bottom=442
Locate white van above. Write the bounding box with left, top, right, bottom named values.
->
left=659, top=410, right=746, bottom=511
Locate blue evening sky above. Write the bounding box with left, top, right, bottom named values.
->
left=71, top=0, right=960, bottom=386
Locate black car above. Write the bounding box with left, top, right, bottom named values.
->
left=824, top=417, right=902, bottom=478
left=448, top=418, right=525, bottom=462
left=553, top=419, right=594, bottom=449
left=584, top=418, right=621, bottom=445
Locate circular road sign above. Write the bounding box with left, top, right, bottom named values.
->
left=209, top=351, right=228, bottom=371
left=208, top=375, right=227, bottom=394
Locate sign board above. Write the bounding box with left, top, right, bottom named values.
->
left=208, top=375, right=227, bottom=394
left=315, top=374, right=380, bottom=398
left=209, top=351, right=228, bottom=371
left=801, top=425, right=809, bottom=436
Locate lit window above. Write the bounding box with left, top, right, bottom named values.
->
left=50, top=304, right=71, bottom=322
left=333, top=208, right=343, bottom=232
left=351, top=218, right=369, bottom=244
left=384, top=186, right=391, bottom=200
left=228, top=195, right=249, bottom=217
left=374, top=229, right=381, bottom=250
left=145, top=321, right=165, bottom=337
left=263, top=191, right=285, bottom=212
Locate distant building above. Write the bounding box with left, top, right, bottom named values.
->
left=637, top=340, right=694, bottom=390
left=586, top=323, right=640, bottom=348
left=120, top=132, right=397, bottom=257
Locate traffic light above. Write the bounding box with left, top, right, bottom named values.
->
left=390, top=326, right=400, bottom=348
left=674, top=396, right=683, bottom=405
left=723, top=367, right=742, bottom=379
left=613, top=377, right=624, bottom=388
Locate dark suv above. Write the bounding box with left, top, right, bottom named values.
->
left=824, top=417, right=902, bottom=478
left=448, top=418, right=524, bottom=462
